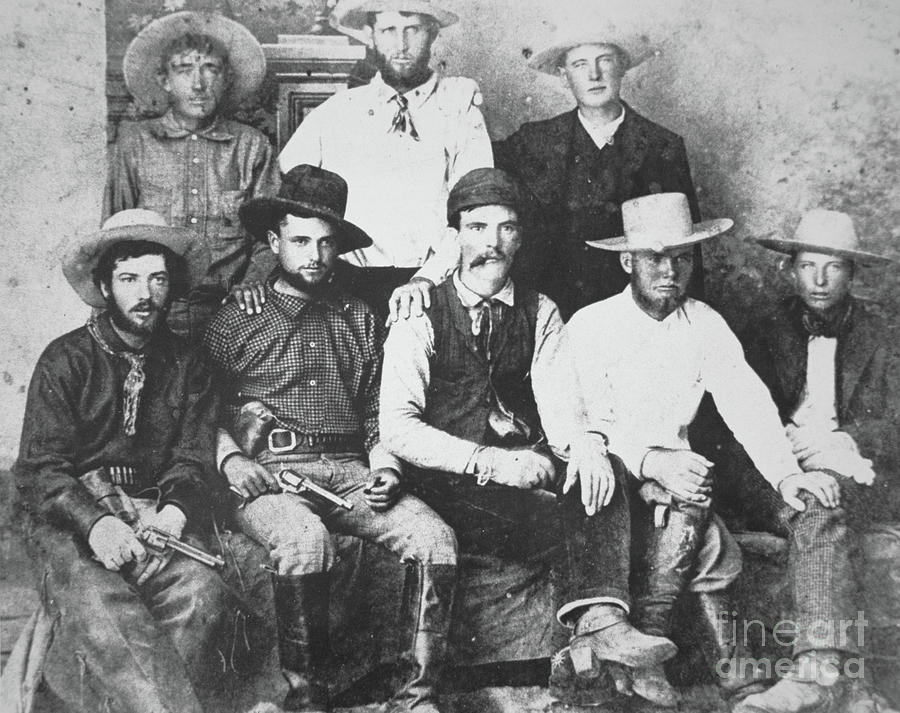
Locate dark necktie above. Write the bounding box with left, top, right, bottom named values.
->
left=801, top=300, right=852, bottom=338
left=389, top=93, right=420, bottom=140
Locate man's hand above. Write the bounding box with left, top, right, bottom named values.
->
left=477, top=447, right=555, bottom=490
left=563, top=434, right=616, bottom=516
left=223, top=453, right=280, bottom=499
left=143, top=504, right=187, bottom=539
left=364, top=468, right=402, bottom=512
left=641, top=448, right=713, bottom=503
left=387, top=277, right=434, bottom=324
left=778, top=470, right=842, bottom=511
left=225, top=280, right=266, bottom=315
left=88, top=516, right=145, bottom=571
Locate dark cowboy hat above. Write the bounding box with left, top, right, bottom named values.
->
left=62, top=209, right=194, bottom=308
left=124, top=12, right=266, bottom=115
left=239, top=165, right=373, bottom=254
left=332, top=0, right=459, bottom=31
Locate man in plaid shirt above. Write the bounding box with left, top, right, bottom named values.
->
left=204, top=165, right=457, bottom=713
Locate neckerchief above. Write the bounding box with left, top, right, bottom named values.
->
left=87, top=315, right=147, bottom=437
left=389, top=93, right=420, bottom=140
left=801, top=299, right=853, bottom=338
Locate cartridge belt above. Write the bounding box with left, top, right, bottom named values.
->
left=266, top=428, right=364, bottom=455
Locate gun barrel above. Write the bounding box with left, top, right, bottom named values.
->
left=144, top=527, right=225, bottom=568
left=278, top=469, right=354, bottom=510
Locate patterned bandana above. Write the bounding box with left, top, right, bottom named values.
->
left=389, top=93, right=420, bottom=140
left=87, top=315, right=147, bottom=436
left=801, top=299, right=853, bottom=339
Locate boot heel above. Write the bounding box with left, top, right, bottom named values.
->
left=569, top=640, right=601, bottom=678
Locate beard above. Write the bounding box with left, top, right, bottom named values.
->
left=107, top=297, right=166, bottom=338
left=375, top=50, right=433, bottom=92
left=279, top=266, right=333, bottom=297
left=631, top=285, right=688, bottom=320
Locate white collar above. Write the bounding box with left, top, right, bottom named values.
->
left=452, top=271, right=515, bottom=309
left=371, top=71, right=439, bottom=108
left=577, top=105, right=626, bottom=148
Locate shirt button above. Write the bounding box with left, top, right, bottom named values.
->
left=192, top=157, right=200, bottom=164
left=309, top=379, right=317, bottom=386
left=189, top=217, right=198, bottom=224
left=309, top=341, right=316, bottom=348
left=191, top=188, right=199, bottom=195
left=190, top=134, right=198, bottom=141
left=368, top=109, right=374, bottom=116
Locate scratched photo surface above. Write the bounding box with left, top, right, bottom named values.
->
left=1, top=1, right=898, bottom=711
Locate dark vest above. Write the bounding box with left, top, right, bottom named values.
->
left=423, top=279, right=543, bottom=445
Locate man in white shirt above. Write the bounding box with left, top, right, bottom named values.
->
left=721, top=209, right=900, bottom=713
left=565, top=193, right=848, bottom=709
left=381, top=168, right=681, bottom=708
left=279, top=0, right=493, bottom=321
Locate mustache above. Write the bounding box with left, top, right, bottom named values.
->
left=130, top=300, right=158, bottom=313
left=470, top=250, right=507, bottom=268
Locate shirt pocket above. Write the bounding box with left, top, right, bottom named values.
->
left=138, top=181, right=175, bottom=223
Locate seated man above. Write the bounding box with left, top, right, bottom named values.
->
left=722, top=209, right=900, bottom=712
left=380, top=167, right=678, bottom=708
left=14, top=210, right=230, bottom=713
left=107, top=11, right=279, bottom=340
left=204, top=165, right=457, bottom=713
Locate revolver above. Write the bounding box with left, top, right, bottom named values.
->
left=140, top=526, right=225, bottom=569
left=278, top=469, right=354, bottom=511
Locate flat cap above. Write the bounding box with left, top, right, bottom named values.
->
left=447, top=168, right=524, bottom=223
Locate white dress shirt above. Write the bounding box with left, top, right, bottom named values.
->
left=379, top=274, right=569, bottom=474
left=563, top=289, right=800, bottom=488
left=279, top=72, right=493, bottom=282
left=577, top=105, right=626, bottom=148
left=791, top=337, right=840, bottom=430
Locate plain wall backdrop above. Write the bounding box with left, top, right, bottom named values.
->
left=0, top=0, right=898, bottom=462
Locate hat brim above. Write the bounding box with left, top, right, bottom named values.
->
left=586, top=218, right=734, bottom=252
left=124, top=12, right=266, bottom=115
left=239, top=197, right=373, bottom=255
left=332, top=0, right=458, bottom=31
left=527, top=36, right=655, bottom=75
left=756, top=238, right=893, bottom=266
left=62, top=225, right=194, bottom=308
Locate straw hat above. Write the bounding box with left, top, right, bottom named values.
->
left=586, top=193, right=733, bottom=252
left=527, top=30, right=657, bottom=75
left=331, top=0, right=458, bottom=31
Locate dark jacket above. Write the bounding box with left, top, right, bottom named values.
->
left=740, top=296, right=900, bottom=518
left=494, top=104, right=702, bottom=319
left=14, top=315, right=221, bottom=539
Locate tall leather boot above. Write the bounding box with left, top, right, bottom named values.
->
left=273, top=573, right=331, bottom=713
left=696, top=591, right=771, bottom=701
left=630, top=499, right=711, bottom=708
left=383, top=562, right=457, bottom=713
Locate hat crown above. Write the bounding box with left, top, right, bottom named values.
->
left=447, top=167, right=522, bottom=221
left=100, top=209, right=171, bottom=232
left=279, top=164, right=349, bottom=220
left=621, top=193, right=694, bottom=252
left=793, top=209, right=860, bottom=254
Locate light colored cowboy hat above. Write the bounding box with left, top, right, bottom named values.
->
left=63, top=210, right=194, bottom=308
left=586, top=193, right=733, bottom=252
left=124, top=11, right=266, bottom=115
left=756, top=209, right=893, bottom=266
left=528, top=30, right=658, bottom=75
left=239, top=164, right=373, bottom=254
left=331, top=0, right=458, bottom=32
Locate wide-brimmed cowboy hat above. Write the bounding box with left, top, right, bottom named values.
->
left=587, top=193, right=733, bottom=252
left=63, top=210, right=194, bottom=308
left=331, top=0, right=458, bottom=32
left=239, top=165, right=373, bottom=254
left=124, top=11, right=266, bottom=115
left=528, top=30, right=658, bottom=75
left=756, top=209, right=892, bottom=266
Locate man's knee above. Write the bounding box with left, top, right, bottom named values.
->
left=269, top=520, right=335, bottom=575
left=392, top=499, right=458, bottom=565
left=786, top=494, right=850, bottom=550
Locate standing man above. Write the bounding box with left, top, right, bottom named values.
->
left=721, top=209, right=900, bottom=713
left=204, top=165, right=458, bottom=713
left=495, top=33, right=703, bottom=319
left=565, top=193, right=864, bottom=711
left=107, top=11, right=279, bottom=340
left=14, top=210, right=230, bottom=713
left=380, top=168, right=679, bottom=709
left=279, top=0, right=493, bottom=320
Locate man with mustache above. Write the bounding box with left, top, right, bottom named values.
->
left=279, top=0, right=492, bottom=322
left=106, top=11, right=279, bottom=341
left=494, top=33, right=704, bottom=320
left=380, top=168, right=679, bottom=709
left=717, top=210, right=900, bottom=713
left=204, top=165, right=457, bottom=713
left=564, top=193, right=855, bottom=707
left=13, top=209, right=230, bottom=713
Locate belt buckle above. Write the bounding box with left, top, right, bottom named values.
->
left=268, top=428, right=298, bottom=454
